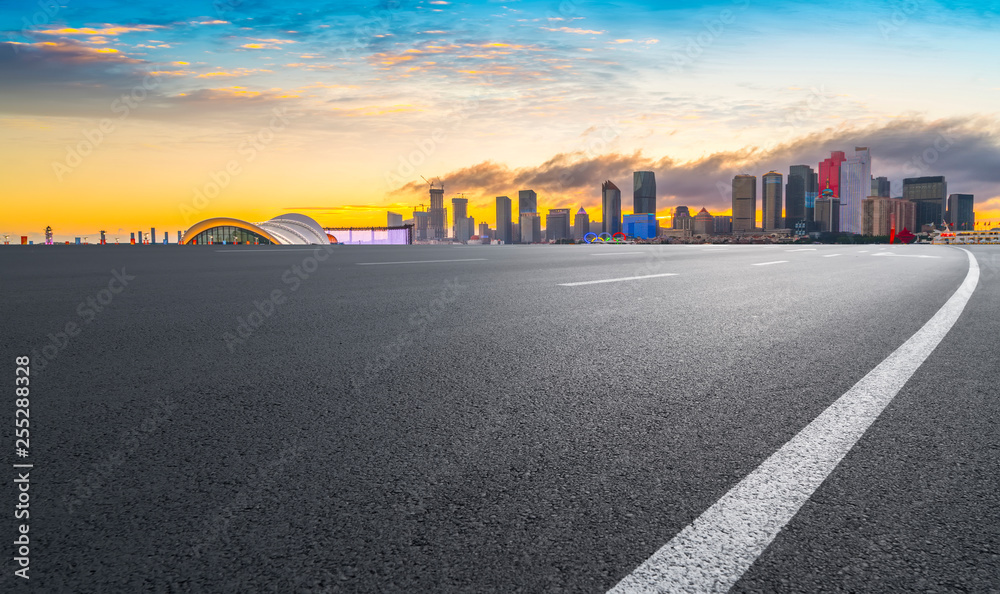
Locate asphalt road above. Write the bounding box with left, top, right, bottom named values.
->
left=1, top=243, right=997, bottom=593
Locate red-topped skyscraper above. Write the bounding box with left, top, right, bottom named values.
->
left=818, top=151, right=846, bottom=197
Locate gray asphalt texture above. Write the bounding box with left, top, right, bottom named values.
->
left=1, top=243, right=997, bottom=593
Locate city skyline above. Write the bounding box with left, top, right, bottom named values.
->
left=3, top=1, right=1000, bottom=241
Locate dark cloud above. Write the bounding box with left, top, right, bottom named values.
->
left=391, top=116, right=1000, bottom=216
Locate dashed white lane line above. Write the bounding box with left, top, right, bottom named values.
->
left=356, top=258, right=487, bottom=265
left=785, top=248, right=817, bottom=252
left=872, top=253, right=941, bottom=259
left=590, top=252, right=644, bottom=256
left=858, top=250, right=869, bottom=253
left=823, top=254, right=842, bottom=258
left=559, top=273, right=678, bottom=286
left=609, top=248, right=979, bottom=594
left=751, top=260, right=789, bottom=266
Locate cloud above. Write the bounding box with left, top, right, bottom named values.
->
left=541, top=27, right=605, bottom=35
left=389, top=117, right=1000, bottom=216
left=35, top=24, right=167, bottom=36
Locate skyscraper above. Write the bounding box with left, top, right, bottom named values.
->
left=819, top=151, right=847, bottom=197
left=673, top=206, right=692, bottom=230
left=838, top=147, right=871, bottom=234
left=428, top=182, right=445, bottom=240
left=903, top=176, right=947, bottom=230
left=732, top=174, right=757, bottom=233
left=518, top=189, right=537, bottom=215
left=573, top=207, right=590, bottom=240
left=815, top=189, right=840, bottom=233
left=786, top=165, right=815, bottom=228
left=546, top=208, right=571, bottom=241
left=387, top=211, right=403, bottom=227
left=452, top=197, right=469, bottom=241
left=602, top=181, right=621, bottom=234
left=519, top=212, right=541, bottom=243
left=947, top=193, right=974, bottom=230
left=413, top=211, right=429, bottom=240
left=633, top=171, right=656, bottom=214
left=762, top=171, right=783, bottom=230
left=871, top=176, right=891, bottom=198
left=495, top=196, right=512, bottom=244
left=693, top=208, right=714, bottom=236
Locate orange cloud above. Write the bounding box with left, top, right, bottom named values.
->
left=36, top=24, right=166, bottom=36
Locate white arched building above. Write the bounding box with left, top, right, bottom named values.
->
left=181, top=213, right=332, bottom=245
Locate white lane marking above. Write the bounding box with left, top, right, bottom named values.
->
left=858, top=250, right=869, bottom=253
left=216, top=248, right=329, bottom=252
left=872, top=253, right=941, bottom=259
left=751, top=260, right=789, bottom=266
left=609, top=248, right=979, bottom=594
left=356, top=258, right=487, bottom=265
left=591, top=252, right=644, bottom=256
left=559, top=273, right=677, bottom=286
left=823, top=254, right=842, bottom=258
left=785, top=248, right=817, bottom=252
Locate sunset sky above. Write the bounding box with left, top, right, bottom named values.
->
left=2, top=0, right=999, bottom=242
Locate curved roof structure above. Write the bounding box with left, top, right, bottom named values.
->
left=181, top=213, right=329, bottom=245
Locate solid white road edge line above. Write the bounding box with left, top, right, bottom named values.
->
left=609, top=248, right=979, bottom=594
left=559, top=273, right=678, bottom=286
left=752, top=261, right=789, bottom=266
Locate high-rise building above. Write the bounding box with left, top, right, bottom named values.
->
left=862, top=196, right=916, bottom=236
left=838, top=147, right=871, bottom=234
left=151, top=228, right=157, bottom=244
left=573, top=207, right=590, bottom=240
left=478, top=222, right=491, bottom=239
left=714, top=215, right=733, bottom=235
left=732, top=174, right=757, bottom=233
left=518, top=189, right=537, bottom=215
left=428, top=183, right=446, bottom=240
left=177, top=230, right=182, bottom=243
left=819, top=150, right=846, bottom=197
left=602, top=181, right=621, bottom=234
left=495, top=196, right=512, bottom=244
left=871, top=176, right=891, bottom=198
left=100, top=230, right=106, bottom=244
left=519, top=212, right=541, bottom=243
left=787, top=165, right=816, bottom=227
left=762, top=171, right=783, bottom=230
left=455, top=215, right=474, bottom=243
left=546, top=208, right=572, bottom=241
left=412, top=211, right=429, bottom=240
left=815, top=190, right=841, bottom=233
left=517, top=189, right=538, bottom=243
left=693, top=208, right=714, bottom=236
left=947, top=193, right=975, bottom=231
left=903, top=176, right=947, bottom=230
left=673, top=206, right=692, bottom=230
left=452, top=197, right=469, bottom=241
left=45, top=226, right=53, bottom=245
left=387, top=211, right=403, bottom=227
left=633, top=171, right=656, bottom=214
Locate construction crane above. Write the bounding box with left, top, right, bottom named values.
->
left=421, top=175, right=443, bottom=191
